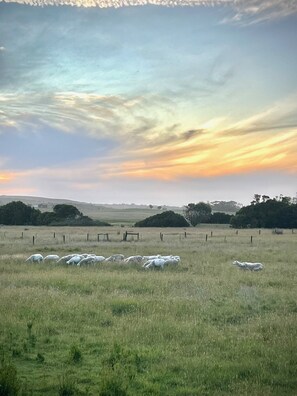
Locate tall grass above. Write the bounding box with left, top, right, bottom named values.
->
left=0, top=226, right=296, bottom=394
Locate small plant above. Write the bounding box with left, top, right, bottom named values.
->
left=99, top=368, right=128, bottom=396
left=36, top=353, right=45, bottom=363
left=58, top=374, right=77, bottom=396
left=69, top=345, right=82, bottom=364
left=26, top=322, right=36, bottom=347
left=0, top=361, right=21, bottom=396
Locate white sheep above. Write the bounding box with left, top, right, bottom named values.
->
left=67, top=255, right=84, bottom=265
left=78, top=255, right=102, bottom=266
left=124, top=255, right=143, bottom=264
left=57, top=254, right=80, bottom=264
left=143, top=258, right=166, bottom=269
left=26, top=254, right=43, bottom=263
left=105, top=254, right=125, bottom=262
left=233, top=260, right=264, bottom=271
left=43, top=254, right=60, bottom=262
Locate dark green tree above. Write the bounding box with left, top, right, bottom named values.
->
left=184, top=202, right=212, bottom=226
left=0, top=201, right=40, bottom=225
left=53, top=204, right=82, bottom=219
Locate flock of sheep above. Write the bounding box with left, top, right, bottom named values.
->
left=25, top=253, right=181, bottom=269
left=25, top=253, right=264, bottom=271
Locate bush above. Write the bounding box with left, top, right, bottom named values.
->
left=0, top=361, right=21, bottom=396
left=135, top=211, right=189, bottom=227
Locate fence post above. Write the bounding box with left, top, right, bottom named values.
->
left=224, top=236, right=227, bottom=243
left=250, top=236, right=253, bottom=244
left=32, top=236, right=35, bottom=245
left=63, top=235, right=66, bottom=244
left=236, top=230, right=238, bottom=235
left=160, top=233, right=163, bottom=241
left=53, top=232, right=56, bottom=239
left=184, top=231, right=187, bottom=238
left=259, top=229, right=261, bottom=235
left=205, top=234, right=208, bottom=242
left=21, top=232, right=23, bottom=239
left=211, top=231, right=213, bottom=237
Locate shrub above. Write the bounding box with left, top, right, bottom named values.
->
left=0, top=361, right=21, bottom=396
left=135, top=211, right=189, bottom=227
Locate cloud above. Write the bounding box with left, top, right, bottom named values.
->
left=0, top=46, right=5, bottom=51
left=1, top=0, right=296, bottom=24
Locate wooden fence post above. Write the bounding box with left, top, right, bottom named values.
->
left=250, top=236, right=253, bottom=244
left=160, top=233, right=163, bottom=241
left=63, top=235, right=66, bottom=244
left=205, top=234, right=208, bottom=242
left=32, top=236, right=35, bottom=245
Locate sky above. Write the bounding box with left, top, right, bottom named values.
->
left=0, top=0, right=297, bottom=206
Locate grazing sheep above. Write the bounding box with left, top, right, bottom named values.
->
left=143, top=258, right=166, bottom=269
left=57, top=254, right=80, bottom=264
left=142, top=255, right=161, bottom=261
left=26, top=254, right=43, bottom=263
left=78, top=256, right=101, bottom=266
left=124, top=255, right=143, bottom=264
left=233, top=260, right=264, bottom=271
left=67, top=255, right=84, bottom=265
left=43, top=254, right=60, bottom=262
left=91, top=255, right=105, bottom=263
left=105, top=254, right=125, bottom=262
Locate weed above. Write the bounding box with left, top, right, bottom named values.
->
left=69, top=345, right=82, bottom=364
left=58, top=374, right=77, bottom=396
left=0, top=361, right=21, bottom=396
left=36, top=353, right=45, bottom=364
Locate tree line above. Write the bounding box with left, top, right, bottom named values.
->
left=0, top=201, right=110, bottom=226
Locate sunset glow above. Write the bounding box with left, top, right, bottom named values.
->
left=0, top=0, right=296, bottom=205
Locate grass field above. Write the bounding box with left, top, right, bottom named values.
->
left=0, top=225, right=297, bottom=395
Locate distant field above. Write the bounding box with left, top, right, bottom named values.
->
left=0, top=225, right=297, bottom=395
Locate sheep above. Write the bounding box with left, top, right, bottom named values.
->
left=124, top=255, right=143, bottom=264
left=143, top=258, right=166, bottom=269
left=105, top=254, right=125, bottom=262
left=142, top=255, right=161, bottom=261
left=78, top=256, right=102, bottom=266
left=26, top=254, right=43, bottom=263
left=232, top=260, right=264, bottom=271
left=160, top=255, right=180, bottom=265
left=43, top=254, right=60, bottom=262
left=91, top=255, right=105, bottom=263
left=57, top=254, right=80, bottom=264
left=67, top=255, right=84, bottom=265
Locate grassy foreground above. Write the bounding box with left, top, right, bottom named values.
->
left=0, top=226, right=297, bottom=395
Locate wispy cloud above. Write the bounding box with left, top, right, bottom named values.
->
left=1, top=0, right=296, bottom=24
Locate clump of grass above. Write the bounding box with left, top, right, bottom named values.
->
left=111, top=301, right=139, bottom=316
left=36, top=353, right=45, bottom=364
left=69, top=345, right=82, bottom=364
left=0, top=360, right=21, bottom=396
left=98, top=368, right=128, bottom=396
left=58, top=373, right=78, bottom=396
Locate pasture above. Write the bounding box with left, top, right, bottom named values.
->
left=0, top=225, right=297, bottom=395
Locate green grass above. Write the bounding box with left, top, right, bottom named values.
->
left=0, top=226, right=297, bottom=394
